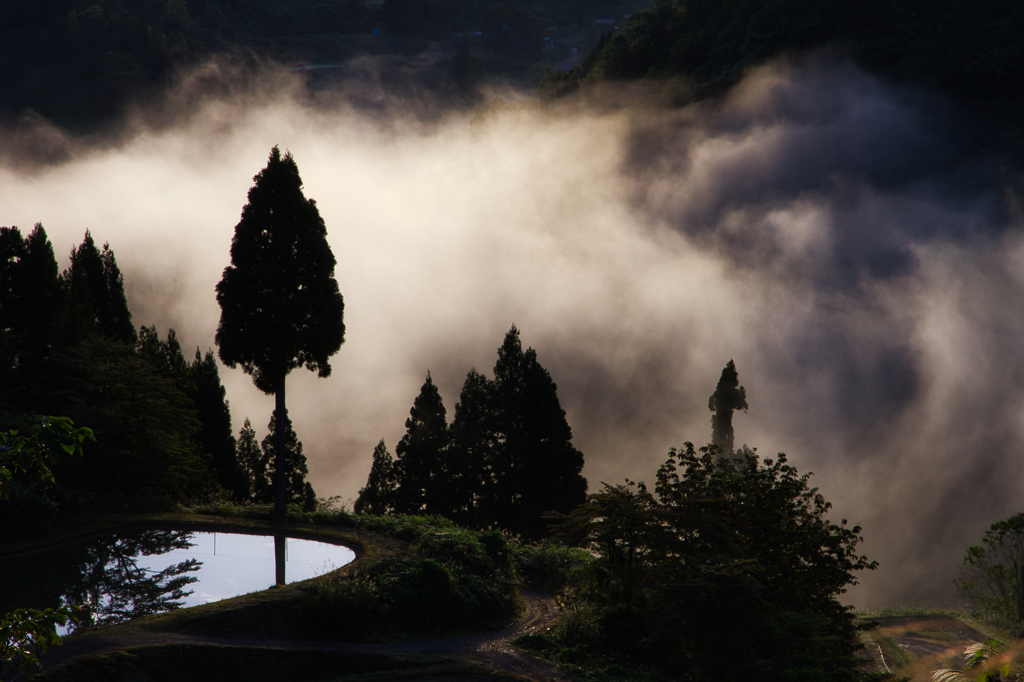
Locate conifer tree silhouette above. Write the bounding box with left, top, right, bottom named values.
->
left=355, top=439, right=397, bottom=515
left=708, top=360, right=747, bottom=453
left=261, top=411, right=315, bottom=511
left=236, top=418, right=267, bottom=503
left=392, top=372, right=449, bottom=515
left=490, top=326, right=586, bottom=537
left=63, top=231, right=135, bottom=345
left=216, top=147, right=345, bottom=521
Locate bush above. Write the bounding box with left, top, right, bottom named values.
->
left=299, top=576, right=378, bottom=637
left=511, top=540, right=595, bottom=594
left=303, top=513, right=520, bottom=635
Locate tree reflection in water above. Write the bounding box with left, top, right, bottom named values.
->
left=62, top=530, right=200, bottom=631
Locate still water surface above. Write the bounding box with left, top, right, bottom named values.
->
left=0, top=529, right=356, bottom=632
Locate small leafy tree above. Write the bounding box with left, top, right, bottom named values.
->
left=956, top=513, right=1024, bottom=624
left=216, top=146, right=345, bottom=522
left=0, top=415, right=90, bottom=674
left=555, top=480, right=661, bottom=615
left=548, top=443, right=879, bottom=680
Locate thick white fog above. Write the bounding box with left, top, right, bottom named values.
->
left=3, top=55, right=1023, bottom=609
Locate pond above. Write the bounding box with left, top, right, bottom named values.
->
left=0, top=529, right=356, bottom=633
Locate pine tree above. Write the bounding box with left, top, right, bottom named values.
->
left=0, top=224, right=62, bottom=406
left=190, top=349, right=249, bottom=502
left=13, top=224, right=62, bottom=359
left=354, top=439, right=397, bottom=515
left=708, top=360, right=747, bottom=453
left=490, top=326, right=587, bottom=538
left=448, top=368, right=495, bottom=527
left=216, top=147, right=344, bottom=522
left=260, top=411, right=315, bottom=511
left=392, top=372, right=450, bottom=515
left=62, top=231, right=135, bottom=346
left=236, top=418, right=267, bottom=503
left=35, top=336, right=213, bottom=511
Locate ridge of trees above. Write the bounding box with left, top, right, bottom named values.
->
left=541, top=0, right=1024, bottom=164
left=356, top=325, right=588, bottom=539
left=0, top=226, right=250, bottom=515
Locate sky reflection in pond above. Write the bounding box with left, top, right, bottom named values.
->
left=0, top=530, right=356, bottom=633
left=144, top=532, right=356, bottom=606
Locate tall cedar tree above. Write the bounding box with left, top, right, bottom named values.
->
left=0, top=225, right=62, bottom=402
left=190, top=349, right=249, bottom=502
left=708, top=359, right=747, bottom=452
left=62, top=231, right=135, bottom=346
left=236, top=418, right=267, bottom=503
left=392, top=372, right=449, bottom=515
left=216, top=146, right=345, bottom=522
left=490, top=326, right=587, bottom=538
left=259, top=411, right=315, bottom=511
left=354, top=439, right=397, bottom=515
left=447, top=368, right=494, bottom=527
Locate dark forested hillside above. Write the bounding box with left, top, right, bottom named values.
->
left=542, top=0, right=1024, bottom=160
left=4, top=0, right=1022, bottom=149
left=0, top=0, right=642, bottom=131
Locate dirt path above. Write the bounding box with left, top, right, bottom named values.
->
left=28, top=590, right=563, bottom=682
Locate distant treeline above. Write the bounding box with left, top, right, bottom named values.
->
left=0, top=224, right=313, bottom=519
left=0, top=0, right=634, bottom=131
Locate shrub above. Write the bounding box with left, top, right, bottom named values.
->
left=299, top=576, right=378, bottom=637
left=511, top=539, right=595, bottom=593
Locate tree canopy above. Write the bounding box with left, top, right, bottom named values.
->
left=216, top=146, right=345, bottom=396
left=548, top=444, right=878, bottom=680
left=956, top=513, right=1024, bottom=625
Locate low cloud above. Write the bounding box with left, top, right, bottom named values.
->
left=2, top=54, right=1021, bottom=608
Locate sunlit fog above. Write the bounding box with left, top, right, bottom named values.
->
left=3, top=55, right=1022, bottom=609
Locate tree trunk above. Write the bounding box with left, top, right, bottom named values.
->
left=275, top=534, right=286, bottom=585
left=274, top=373, right=287, bottom=524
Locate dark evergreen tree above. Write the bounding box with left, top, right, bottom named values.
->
left=216, top=146, right=345, bottom=522
left=137, top=326, right=188, bottom=383
left=236, top=418, right=268, bottom=503
left=190, top=349, right=249, bottom=502
left=0, top=226, right=26, bottom=410
left=490, top=326, right=587, bottom=538
left=35, top=336, right=213, bottom=511
left=0, top=224, right=62, bottom=407
left=61, top=231, right=135, bottom=346
left=447, top=368, right=495, bottom=527
left=354, top=439, right=397, bottom=515
left=708, top=359, right=747, bottom=453
left=260, top=411, right=315, bottom=511
left=392, top=372, right=450, bottom=515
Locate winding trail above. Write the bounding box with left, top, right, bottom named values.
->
left=31, top=590, right=563, bottom=682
